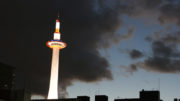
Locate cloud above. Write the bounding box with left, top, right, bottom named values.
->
left=129, top=49, right=144, bottom=59
left=158, top=1, right=180, bottom=25
left=143, top=40, right=180, bottom=73
left=161, top=32, right=180, bottom=44
left=127, top=32, right=180, bottom=73
left=124, top=0, right=180, bottom=26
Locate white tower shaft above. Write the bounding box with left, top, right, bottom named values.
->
left=48, top=47, right=60, bottom=99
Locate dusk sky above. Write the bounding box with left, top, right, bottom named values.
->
left=1, top=0, right=180, bottom=101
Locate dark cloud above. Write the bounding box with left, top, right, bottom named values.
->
left=128, top=32, right=180, bottom=73
left=129, top=49, right=144, bottom=59
left=143, top=31, right=180, bottom=73
left=130, top=64, right=138, bottom=71
left=146, top=31, right=180, bottom=43
left=124, top=0, right=180, bottom=26
left=143, top=40, right=180, bottom=73
left=158, top=0, right=180, bottom=25
left=162, top=32, right=180, bottom=43
left=152, top=41, right=174, bottom=57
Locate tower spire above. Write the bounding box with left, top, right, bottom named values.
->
left=54, top=12, right=61, bottom=39
left=57, top=11, right=60, bottom=18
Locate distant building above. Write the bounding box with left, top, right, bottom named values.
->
left=31, top=98, right=77, bottom=101
left=114, top=89, right=161, bottom=101
left=32, top=96, right=91, bottom=101
left=174, top=98, right=178, bottom=101
left=77, top=96, right=90, bottom=101
left=0, top=62, right=15, bottom=101
left=12, top=89, right=31, bottom=101
left=31, top=100, right=57, bottom=101
left=114, top=98, right=139, bottom=101
left=95, top=95, right=108, bottom=101
left=174, top=98, right=180, bottom=101
left=140, top=90, right=160, bottom=101
left=0, top=63, right=15, bottom=89
left=60, top=98, right=77, bottom=101
left=0, top=62, right=31, bottom=101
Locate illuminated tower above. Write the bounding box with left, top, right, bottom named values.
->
left=46, top=15, right=66, bottom=99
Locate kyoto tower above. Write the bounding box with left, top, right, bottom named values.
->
left=46, top=15, right=66, bottom=99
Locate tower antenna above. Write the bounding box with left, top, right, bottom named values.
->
left=57, top=11, right=60, bottom=18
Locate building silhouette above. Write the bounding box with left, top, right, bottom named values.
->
left=0, top=62, right=31, bottom=101
left=174, top=98, right=178, bottom=101
left=114, top=90, right=160, bottom=101
left=140, top=90, right=160, bottom=101
left=95, top=95, right=108, bottom=101
left=31, top=90, right=163, bottom=101
left=77, top=96, right=90, bottom=101
left=0, top=62, right=15, bottom=101
left=0, top=63, right=15, bottom=90
left=32, top=96, right=90, bottom=101
left=32, top=98, right=76, bottom=101
left=114, top=98, right=139, bottom=101
left=12, top=89, right=31, bottom=101
left=174, top=98, right=180, bottom=101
